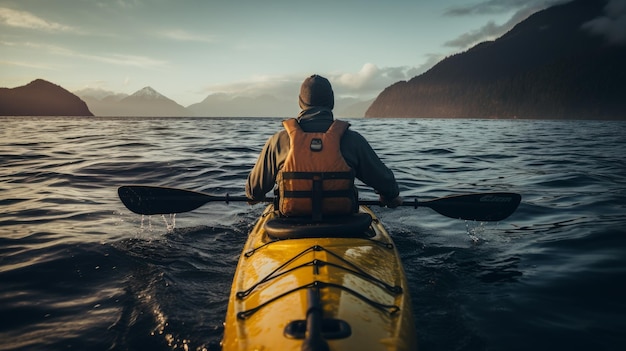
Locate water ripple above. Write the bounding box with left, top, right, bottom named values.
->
left=2, top=117, right=626, bottom=351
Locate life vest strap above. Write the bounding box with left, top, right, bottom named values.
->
left=283, top=190, right=355, bottom=198
left=281, top=171, right=354, bottom=180
left=312, top=177, right=322, bottom=221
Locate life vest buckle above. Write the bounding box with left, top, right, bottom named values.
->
left=310, top=138, right=323, bottom=152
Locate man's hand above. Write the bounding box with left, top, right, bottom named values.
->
left=246, top=197, right=264, bottom=205
left=380, top=195, right=403, bottom=208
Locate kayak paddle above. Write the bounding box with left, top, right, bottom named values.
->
left=360, top=193, right=521, bottom=221
left=118, top=185, right=520, bottom=221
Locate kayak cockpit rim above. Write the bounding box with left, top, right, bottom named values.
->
left=263, top=212, right=375, bottom=239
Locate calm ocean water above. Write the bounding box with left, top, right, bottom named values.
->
left=1, top=116, right=625, bottom=351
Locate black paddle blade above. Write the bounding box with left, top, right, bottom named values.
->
left=118, top=186, right=211, bottom=215
left=422, top=192, right=521, bottom=222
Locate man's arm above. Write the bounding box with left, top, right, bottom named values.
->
left=245, top=132, right=287, bottom=200
left=342, top=131, right=400, bottom=200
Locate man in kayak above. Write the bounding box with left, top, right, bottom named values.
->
left=246, top=74, right=402, bottom=218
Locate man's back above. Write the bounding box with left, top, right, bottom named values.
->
left=245, top=74, right=402, bottom=209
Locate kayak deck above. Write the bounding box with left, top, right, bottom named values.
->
left=222, top=205, right=417, bottom=351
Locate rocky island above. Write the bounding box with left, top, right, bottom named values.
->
left=0, top=79, right=93, bottom=116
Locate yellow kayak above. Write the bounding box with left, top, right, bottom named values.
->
left=222, top=205, right=417, bottom=351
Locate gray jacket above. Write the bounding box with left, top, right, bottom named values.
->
left=245, top=107, right=400, bottom=201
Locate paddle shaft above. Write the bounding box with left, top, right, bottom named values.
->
left=118, top=185, right=521, bottom=221
left=195, top=197, right=418, bottom=207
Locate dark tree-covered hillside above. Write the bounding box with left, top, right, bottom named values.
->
left=366, top=0, right=626, bottom=120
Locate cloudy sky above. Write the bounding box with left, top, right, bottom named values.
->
left=1, top=0, right=570, bottom=106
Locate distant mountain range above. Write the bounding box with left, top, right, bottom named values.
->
left=0, top=79, right=92, bottom=116
left=76, top=87, right=369, bottom=118
left=366, top=0, right=626, bottom=119
left=185, top=94, right=371, bottom=118
left=186, top=93, right=298, bottom=118
left=76, top=87, right=190, bottom=117
left=1, top=81, right=370, bottom=118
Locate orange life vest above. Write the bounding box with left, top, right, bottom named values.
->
left=277, top=118, right=356, bottom=219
